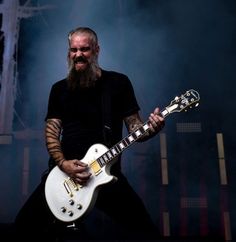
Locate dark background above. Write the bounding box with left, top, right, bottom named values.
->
left=0, top=0, right=235, bottom=240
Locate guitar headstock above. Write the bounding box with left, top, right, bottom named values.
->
left=163, top=89, right=200, bottom=116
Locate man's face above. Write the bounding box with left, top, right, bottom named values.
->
left=68, top=33, right=99, bottom=72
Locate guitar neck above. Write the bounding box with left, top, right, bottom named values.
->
left=96, top=107, right=170, bottom=168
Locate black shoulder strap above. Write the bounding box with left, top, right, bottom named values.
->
left=101, top=70, right=113, bottom=147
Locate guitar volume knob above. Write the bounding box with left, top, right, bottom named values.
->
left=68, top=210, right=74, bottom=216
left=60, top=207, right=66, bottom=213
left=69, top=199, right=75, bottom=205
left=77, top=204, right=82, bottom=210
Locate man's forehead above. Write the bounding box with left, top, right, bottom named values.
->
left=70, top=34, right=91, bottom=44
left=70, top=33, right=91, bottom=44
left=71, top=32, right=91, bottom=40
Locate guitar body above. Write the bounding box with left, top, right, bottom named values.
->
left=45, top=143, right=117, bottom=222
left=45, top=89, right=200, bottom=223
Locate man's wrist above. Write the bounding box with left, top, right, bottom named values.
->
left=58, top=158, right=66, bottom=169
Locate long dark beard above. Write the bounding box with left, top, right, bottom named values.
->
left=67, top=58, right=99, bottom=90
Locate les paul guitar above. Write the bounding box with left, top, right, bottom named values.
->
left=45, top=89, right=200, bottom=222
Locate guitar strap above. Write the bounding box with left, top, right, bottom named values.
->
left=101, top=70, right=113, bottom=148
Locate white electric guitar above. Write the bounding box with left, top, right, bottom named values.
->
left=45, top=89, right=200, bottom=222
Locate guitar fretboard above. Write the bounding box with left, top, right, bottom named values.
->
left=94, top=87, right=201, bottom=169
left=96, top=108, right=170, bottom=168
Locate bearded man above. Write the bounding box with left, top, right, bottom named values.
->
left=14, top=27, right=165, bottom=241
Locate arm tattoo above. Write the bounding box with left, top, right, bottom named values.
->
left=124, top=113, right=143, bottom=133
left=124, top=113, right=152, bottom=142
left=45, top=119, right=65, bottom=166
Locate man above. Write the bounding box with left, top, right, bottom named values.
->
left=15, top=27, right=165, bottom=241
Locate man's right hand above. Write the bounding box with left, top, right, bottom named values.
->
left=60, top=159, right=91, bottom=185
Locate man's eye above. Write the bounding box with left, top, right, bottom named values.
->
left=70, top=48, right=77, bottom=53
left=80, top=47, right=91, bottom=52
left=69, top=47, right=91, bottom=53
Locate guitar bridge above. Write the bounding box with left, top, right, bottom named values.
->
left=63, top=178, right=79, bottom=197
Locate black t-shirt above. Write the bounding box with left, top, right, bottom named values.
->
left=45, top=69, right=140, bottom=171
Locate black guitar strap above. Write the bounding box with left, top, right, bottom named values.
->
left=101, top=70, right=113, bottom=148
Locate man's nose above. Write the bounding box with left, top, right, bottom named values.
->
left=74, top=53, right=85, bottom=61
left=74, top=50, right=83, bottom=56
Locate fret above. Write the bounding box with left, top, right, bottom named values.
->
left=135, top=129, right=142, bottom=137
left=106, top=151, right=113, bottom=159
left=128, top=135, right=135, bottom=143
left=143, top=123, right=149, bottom=131
left=131, top=132, right=137, bottom=140
left=114, top=146, right=120, bottom=155
left=111, top=147, right=118, bottom=156
left=161, top=109, right=168, bottom=117
left=103, top=154, right=109, bottom=163
left=118, top=142, right=125, bottom=150
left=115, top=144, right=122, bottom=153
left=97, top=158, right=103, bottom=167
left=98, top=156, right=107, bottom=167
left=138, top=126, right=145, bottom=134
left=121, top=138, right=128, bottom=147
left=124, top=137, right=131, bottom=146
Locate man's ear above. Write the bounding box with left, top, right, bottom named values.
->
left=95, top=44, right=100, bottom=55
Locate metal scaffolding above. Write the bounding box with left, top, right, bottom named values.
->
left=0, top=0, right=52, bottom=137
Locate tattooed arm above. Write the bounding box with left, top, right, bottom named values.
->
left=45, top=118, right=91, bottom=184
left=124, top=107, right=165, bottom=142
left=45, top=118, right=65, bottom=167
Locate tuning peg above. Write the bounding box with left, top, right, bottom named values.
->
left=174, top=96, right=179, bottom=101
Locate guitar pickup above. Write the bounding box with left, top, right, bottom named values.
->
left=90, top=160, right=101, bottom=175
